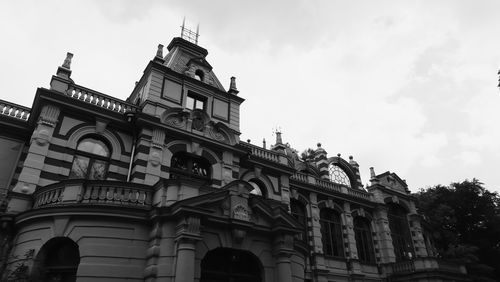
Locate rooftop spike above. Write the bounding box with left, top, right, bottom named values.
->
left=228, top=76, right=239, bottom=95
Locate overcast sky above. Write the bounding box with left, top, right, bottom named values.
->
left=1, top=0, right=500, bottom=193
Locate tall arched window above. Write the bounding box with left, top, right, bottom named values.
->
left=354, top=217, right=376, bottom=263
left=69, top=137, right=110, bottom=180
left=320, top=209, right=344, bottom=257
left=290, top=199, right=308, bottom=241
left=170, top=152, right=211, bottom=180
left=34, top=237, right=80, bottom=282
left=388, top=204, right=413, bottom=261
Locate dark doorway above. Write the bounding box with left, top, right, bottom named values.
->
left=33, top=237, right=80, bottom=282
left=200, top=248, right=262, bottom=282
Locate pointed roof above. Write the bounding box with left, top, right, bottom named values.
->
left=163, top=37, right=226, bottom=91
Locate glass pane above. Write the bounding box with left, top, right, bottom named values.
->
left=249, top=182, right=262, bottom=196
left=89, top=160, right=108, bottom=180
left=186, top=96, right=195, bottom=109
left=77, top=138, right=109, bottom=157
left=69, top=156, right=89, bottom=178
left=328, top=164, right=351, bottom=187
left=195, top=100, right=205, bottom=110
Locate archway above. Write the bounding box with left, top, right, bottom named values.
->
left=32, top=237, right=80, bottom=282
left=200, top=248, right=262, bottom=282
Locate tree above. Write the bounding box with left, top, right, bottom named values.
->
left=300, top=148, right=316, bottom=162
left=415, top=179, right=500, bottom=281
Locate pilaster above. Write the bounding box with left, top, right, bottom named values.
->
left=373, top=206, right=395, bottom=263
left=12, top=105, right=60, bottom=196
left=174, top=216, right=201, bottom=282
left=273, top=234, right=294, bottom=282
left=144, top=129, right=166, bottom=185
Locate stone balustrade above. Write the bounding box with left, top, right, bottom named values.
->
left=240, top=142, right=280, bottom=163
left=66, top=84, right=138, bottom=114
left=33, top=180, right=152, bottom=209
left=0, top=99, right=30, bottom=121
left=388, top=257, right=466, bottom=275
left=291, top=172, right=372, bottom=201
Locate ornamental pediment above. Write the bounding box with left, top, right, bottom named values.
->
left=161, top=108, right=237, bottom=145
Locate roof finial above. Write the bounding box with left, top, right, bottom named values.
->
left=62, top=52, right=73, bottom=69
left=156, top=44, right=164, bottom=58
left=228, top=76, right=239, bottom=95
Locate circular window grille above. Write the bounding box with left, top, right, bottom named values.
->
left=329, top=164, right=351, bottom=187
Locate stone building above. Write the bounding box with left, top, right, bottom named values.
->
left=0, top=34, right=469, bottom=282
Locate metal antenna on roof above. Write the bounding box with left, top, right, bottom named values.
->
left=180, top=18, right=200, bottom=45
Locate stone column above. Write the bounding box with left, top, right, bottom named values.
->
left=373, top=206, right=395, bottom=263
left=273, top=234, right=294, bottom=282
left=174, top=216, right=201, bottom=282
left=12, top=105, right=60, bottom=195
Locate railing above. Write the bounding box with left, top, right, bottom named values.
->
left=290, top=172, right=309, bottom=183
left=0, top=99, right=30, bottom=121
left=347, top=188, right=371, bottom=200
left=66, top=84, right=138, bottom=114
left=79, top=183, right=150, bottom=206
left=33, top=180, right=151, bottom=209
left=388, top=258, right=466, bottom=275
left=240, top=142, right=280, bottom=163
left=392, top=260, right=415, bottom=273
left=315, top=178, right=343, bottom=193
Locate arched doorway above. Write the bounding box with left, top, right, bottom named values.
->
left=200, top=248, right=262, bottom=282
left=33, top=237, right=80, bottom=282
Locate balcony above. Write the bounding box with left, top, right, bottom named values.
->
left=32, top=180, right=152, bottom=210
left=385, top=257, right=468, bottom=281
left=291, top=172, right=371, bottom=201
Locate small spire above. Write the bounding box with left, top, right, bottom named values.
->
left=156, top=44, right=164, bottom=58
left=154, top=44, right=165, bottom=63
left=275, top=131, right=283, bottom=144
left=228, top=76, right=239, bottom=95
left=56, top=52, right=73, bottom=80
left=62, top=52, right=73, bottom=69
left=263, top=138, right=267, bottom=149
left=370, top=167, right=376, bottom=179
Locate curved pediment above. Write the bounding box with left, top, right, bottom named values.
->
left=160, top=108, right=237, bottom=145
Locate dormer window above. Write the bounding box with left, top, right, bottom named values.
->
left=186, top=92, right=206, bottom=111
left=194, top=69, right=204, bottom=81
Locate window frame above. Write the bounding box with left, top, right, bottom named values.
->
left=69, top=136, right=111, bottom=180
left=388, top=204, right=414, bottom=261
left=354, top=217, right=376, bottom=263
left=169, top=152, right=211, bottom=181
left=290, top=199, right=308, bottom=242
left=186, top=92, right=207, bottom=111
left=320, top=209, right=345, bottom=258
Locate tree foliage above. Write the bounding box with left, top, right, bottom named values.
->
left=415, top=179, right=500, bottom=281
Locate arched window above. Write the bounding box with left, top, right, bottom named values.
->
left=354, top=217, right=376, bottom=263
left=69, top=137, right=110, bottom=180
left=328, top=163, right=351, bottom=187
left=34, top=237, right=80, bottom=282
left=290, top=199, right=308, bottom=241
left=170, top=152, right=211, bottom=180
left=320, top=209, right=344, bottom=257
left=194, top=69, right=204, bottom=81
left=388, top=204, right=413, bottom=261
left=248, top=179, right=266, bottom=197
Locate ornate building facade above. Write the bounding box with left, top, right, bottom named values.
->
left=0, top=35, right=469, bottom=282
